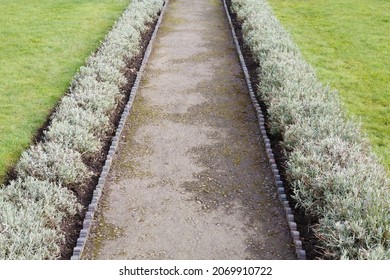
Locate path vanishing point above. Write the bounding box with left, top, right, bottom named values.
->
left=83, top=0, right=296, bottom=260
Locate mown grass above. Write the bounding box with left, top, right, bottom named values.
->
left=0, top=0, right=130, bottom=183
left=267, top=0, right=390, bottom=172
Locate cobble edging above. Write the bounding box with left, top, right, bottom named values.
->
left=71, top=0, right=169, bottom=260
left=222, top=0, right=306, bottom=260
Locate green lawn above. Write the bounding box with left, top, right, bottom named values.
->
left=267, top=0, right=390, bottom=172
left=0, top=0, right=129, bottom=183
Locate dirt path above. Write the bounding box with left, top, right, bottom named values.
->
left=83, top=0, right=295, bottom=260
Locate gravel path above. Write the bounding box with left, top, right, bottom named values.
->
left=83, top=0, right=295, bottom=260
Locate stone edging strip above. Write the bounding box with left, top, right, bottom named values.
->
left=71, top=0, right=169, bottom=260
left=222, top=0, right=306, bottom=260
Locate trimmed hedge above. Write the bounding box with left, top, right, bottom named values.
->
left=231, top=0, right=389, bottom=259
left=0, top=0, right=164, bottom=259
left=0, top=177, right=79, bottom=259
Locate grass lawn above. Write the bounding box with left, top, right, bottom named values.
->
left=0, top=0, right=129, bottom=183
left=267, top=0, right=389, bottom=172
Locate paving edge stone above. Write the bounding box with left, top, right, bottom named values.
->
left=70, top=0, right=169, bottom=260
left=222, top=0, right=306, bottom=260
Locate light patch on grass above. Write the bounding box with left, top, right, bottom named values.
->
left=267, top=0, right=390, bottom=171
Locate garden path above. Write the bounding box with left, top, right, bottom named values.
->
left=83, top=0, right=295, bottom=259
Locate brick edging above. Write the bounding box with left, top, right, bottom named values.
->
left=71, top=0, right=170, bottom=260
left=222, top=0, right=306, bottom=260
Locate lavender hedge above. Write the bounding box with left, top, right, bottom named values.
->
left=231, top=0, right=389, bottom=259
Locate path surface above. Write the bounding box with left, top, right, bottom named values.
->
left=83, top=0, right=295, bottom=260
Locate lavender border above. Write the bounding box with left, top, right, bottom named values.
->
left=222, top=0, right=306, bottom=260
left=71, top=0, right=169, bottom=260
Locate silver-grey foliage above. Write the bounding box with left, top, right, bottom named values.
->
left=0, top=0, right=164, bottom=259
left=231, top=0, right=389, bottom=259
left=0, top=177, right=79, bottom=259
left=44, top=119, right=101, bottom=155
left=16, top=142, right=90, bottom=185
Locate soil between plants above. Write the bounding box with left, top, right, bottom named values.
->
left=83, top=0, right=295, bottom=260
left=225, top=0, right=320, bottom=259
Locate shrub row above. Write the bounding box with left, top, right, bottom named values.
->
left=0, top=0, right=164, bottom=259
left=231, top=0, right=389, bottom=259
